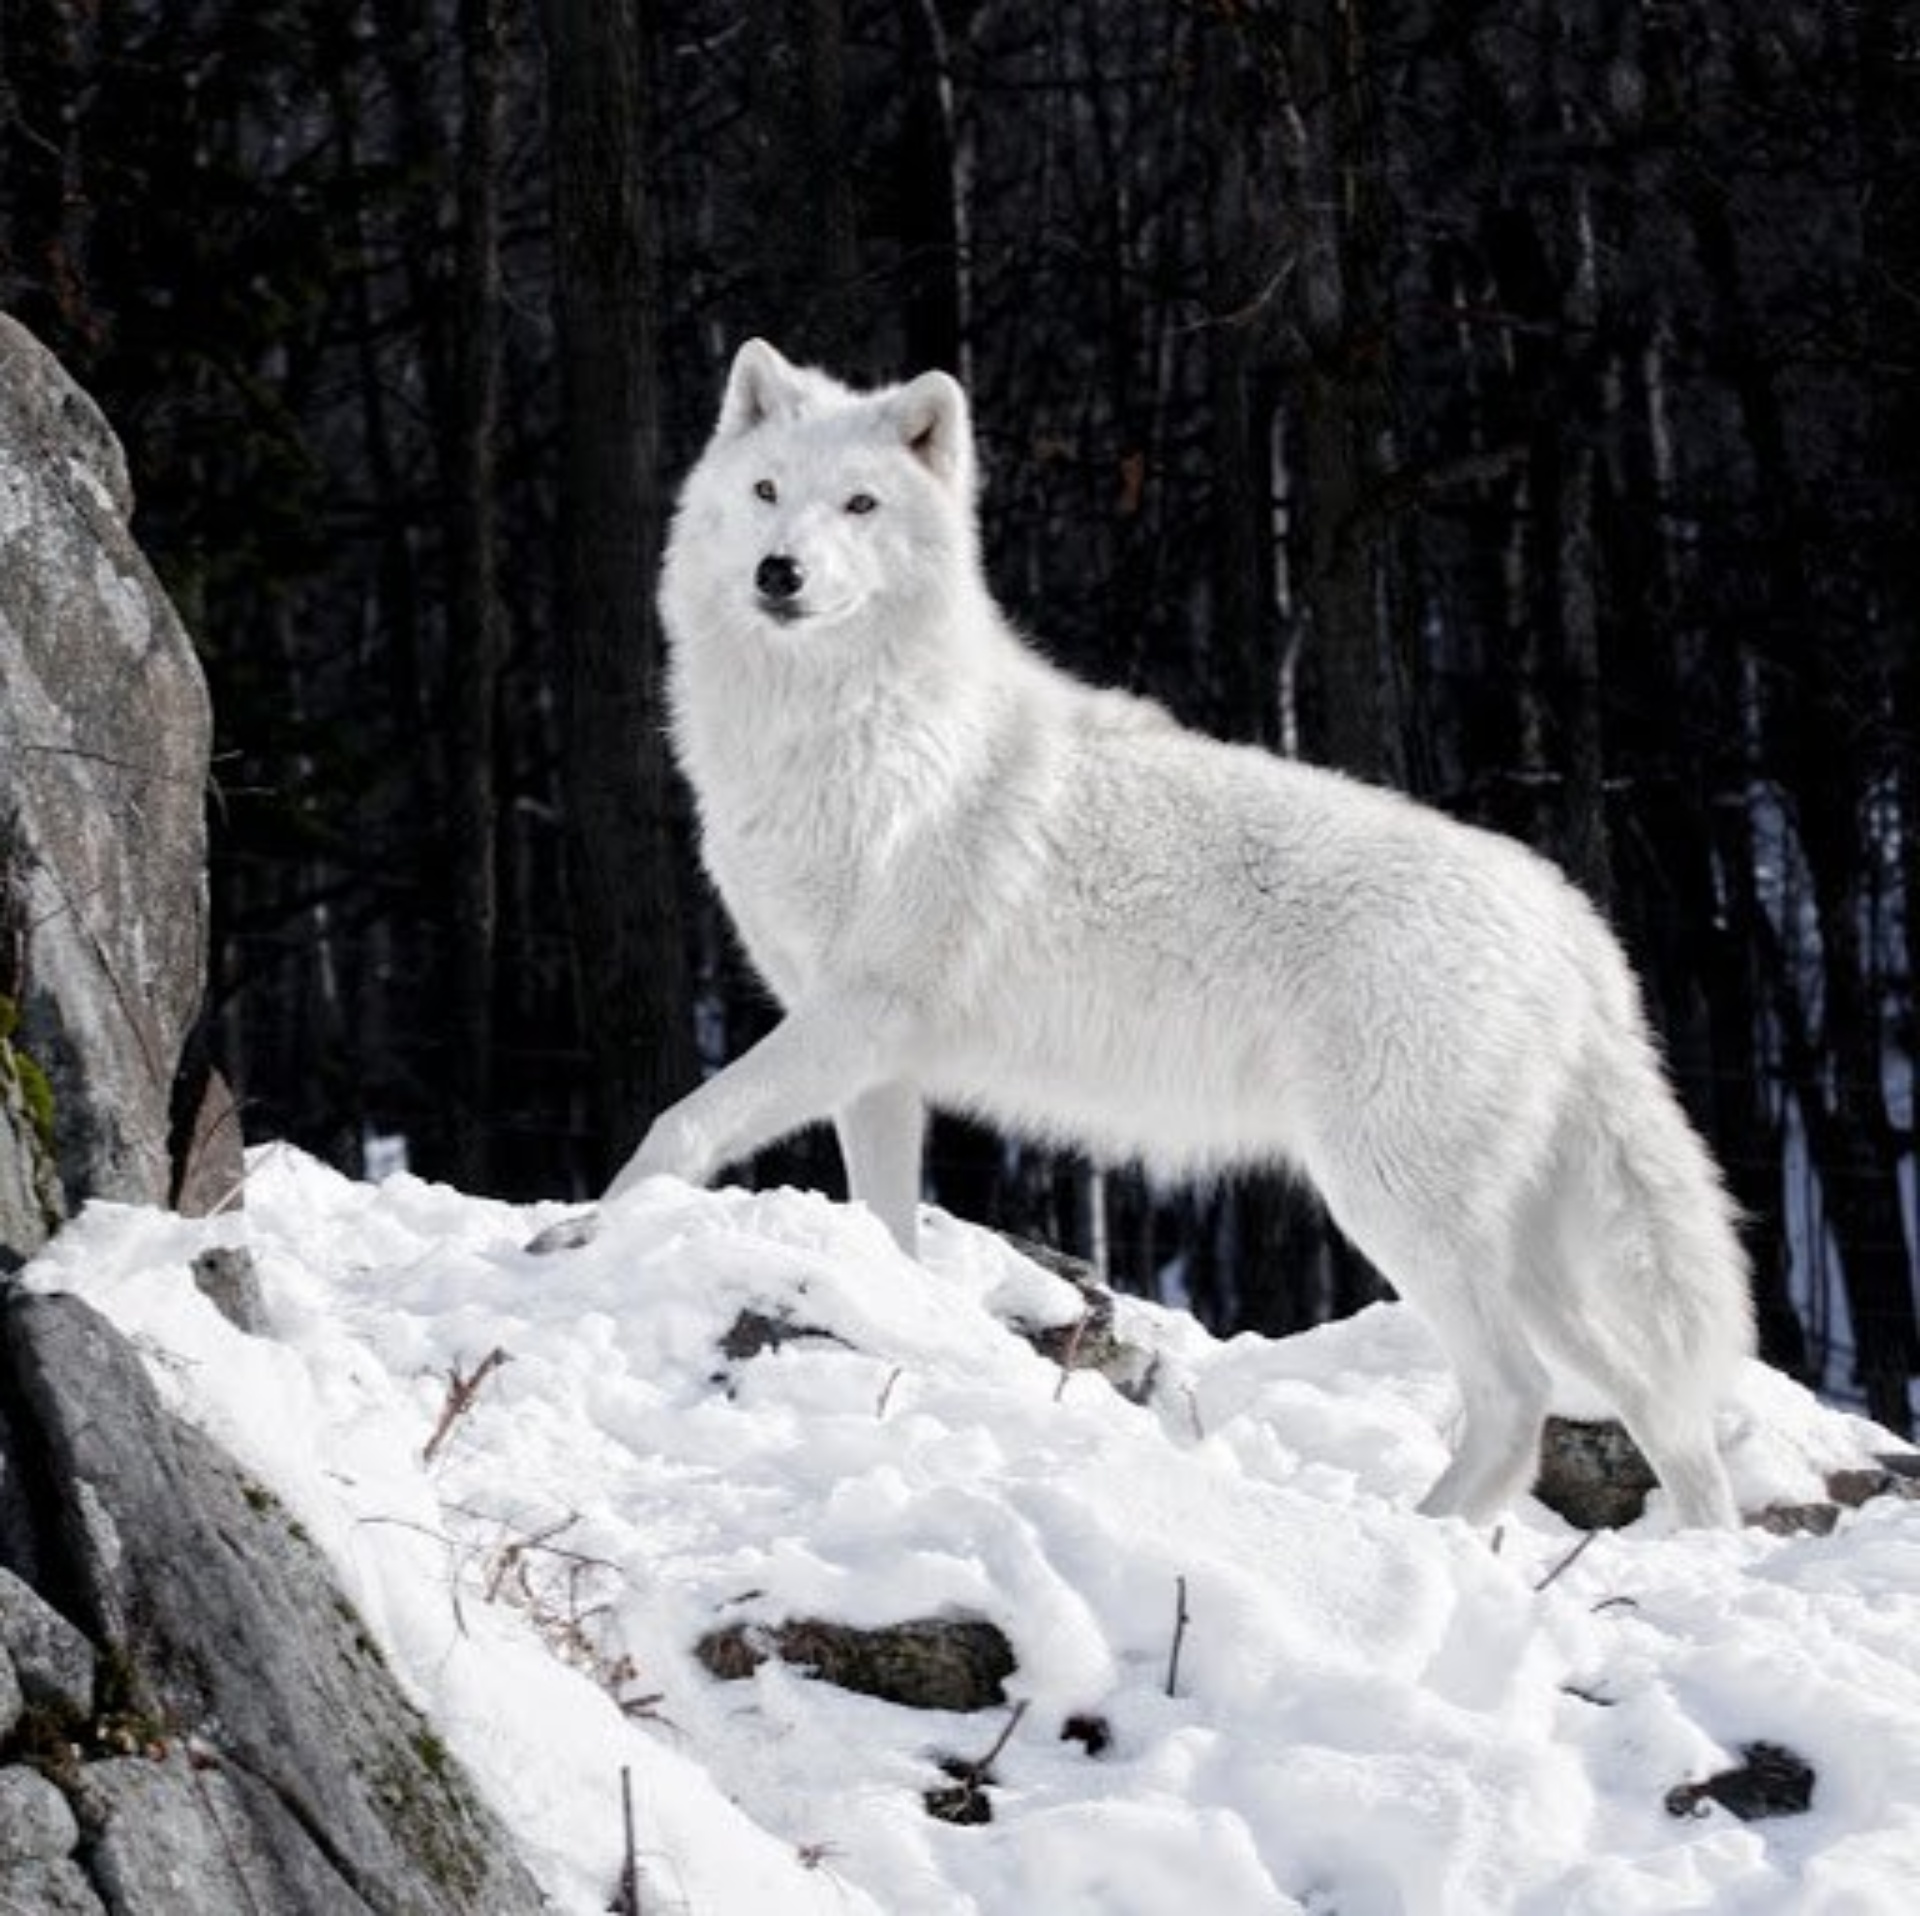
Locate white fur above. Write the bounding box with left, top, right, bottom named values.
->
left=615, top=339, right=1756, bottom=1528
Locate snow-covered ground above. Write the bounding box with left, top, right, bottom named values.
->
left=21, top=1145, right=1920, bottom=1914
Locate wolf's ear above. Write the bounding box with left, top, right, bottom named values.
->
left=717, top=339, right=810, bottom=438
left=890, top=371, right=973, bottom=491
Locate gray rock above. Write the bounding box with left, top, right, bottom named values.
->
left=0, top=1037, right=61, bottom=1276
left=1750, top=1501, right=1840, bottom=1537
left=996, top=1236, right=1159, bottom=1402
left=0, top=1649, right=20, bottom=1743
left=188, top=1246, right=267, bottom=1337
left=1533, top=1416, right=1659, bottom=1529
left=0, top=1858, right=108, bottom=1914
left=1, top=1291, right=546, bottom=1915
left=0, top=312, right=214, bottom=1265
left=696, top=1613, right=1017, bottom=1713
left=171, top=1062, right=245, bottom=1220
left=0, top=1564, right=97, bottom=1715
left=0, top=1763, right=80, bottom=1863
left=74, top=1753, right=373, bottom=1916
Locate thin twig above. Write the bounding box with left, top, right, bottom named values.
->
left=618, top=1765, right=642, bottom=1915
left=482, top=1510, right=584, bottom=1602
left=354, top=1511, right=473, bottom=1636
left=1534, top=1529, right=1600, bottom=1593
left=422, top=1347, right=513, bottom=1464
left=958, top=1699, right=1031, bottom=1781
left=1166, top=1575, right=1191, bottom=1698
left=876, top=1366, right=904, bottom=1419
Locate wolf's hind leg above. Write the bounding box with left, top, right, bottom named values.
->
left=1516, top=1291, right=1740, bottom=1529
left=1614, top=1397, right=1739, bottom=1529
left=836, top=1079, right=925, bottom=1255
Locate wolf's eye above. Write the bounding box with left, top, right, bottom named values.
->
left=754, top=478, right=777, bottom=503
left=845, top=492, right=877, bottom=515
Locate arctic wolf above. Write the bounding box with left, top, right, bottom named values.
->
left=612, top=338, right=1754, bottom=1529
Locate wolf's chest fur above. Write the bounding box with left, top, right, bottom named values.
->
left=680, top=656, right=1008, bottom=999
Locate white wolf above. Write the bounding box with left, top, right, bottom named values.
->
left=608, top=338, right=1754, bottom=1529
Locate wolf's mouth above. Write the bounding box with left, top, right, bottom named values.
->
left=758, top=596, right=859, bottom=628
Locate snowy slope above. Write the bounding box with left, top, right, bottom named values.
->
left=21, top=1145, right=1920, bottom=1915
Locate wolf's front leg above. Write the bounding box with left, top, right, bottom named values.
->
left=835, top=1079, right=925, bottom=1254
left=604, top=992, right=914, bottom=1203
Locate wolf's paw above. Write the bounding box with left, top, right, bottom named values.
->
left=525, top=1211, right=601, bottom=1255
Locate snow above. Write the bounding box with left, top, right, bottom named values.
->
left=20, top=1143, right=1920, bottom=1915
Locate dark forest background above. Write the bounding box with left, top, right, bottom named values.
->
left=1, top=0, right=1914, bottom=1429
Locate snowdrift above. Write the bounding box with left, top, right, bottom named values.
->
left=22, top=1146, right=1920, bottom=1914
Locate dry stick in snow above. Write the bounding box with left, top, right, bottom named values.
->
left=1534, top=1529, right=1600, bottom=1593
left=958, top=1699, right=1031, bottom=1783
left=1166, top=1575, right=1192, bottom=1697
left=422, top=1347, right=512, bottom=1464
left=616, top=1765, right=642, bottom=1915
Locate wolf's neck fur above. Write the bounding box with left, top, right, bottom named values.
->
left=677, top=572, right=1030, bottom=783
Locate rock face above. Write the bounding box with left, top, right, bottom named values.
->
left=0, top=313, right=215, bottom=1268
left=0, top=1291, right=547, bottom=1915
left=0, top=324, right=542, bottom=1912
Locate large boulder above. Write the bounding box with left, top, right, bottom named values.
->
left=0, top=314, right=214, bottom=1268
left=0, top=1291, right=547, bottom=1915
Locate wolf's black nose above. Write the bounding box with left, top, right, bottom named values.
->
left=755, top=553, right=804, bottom=601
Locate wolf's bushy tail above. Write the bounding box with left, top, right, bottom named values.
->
left=1524, top=1017, right=1755, bottom=1526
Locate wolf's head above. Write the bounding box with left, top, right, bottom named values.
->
left=661, top=340, right=980, bottom=649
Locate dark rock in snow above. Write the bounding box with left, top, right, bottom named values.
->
left=996, top=1235, right=1158, bottom=1401
left=718, top=1306, right=848, bottom=1363
left=923, top=1756, right=995, bottom=1826
left=1059, top=1712, right=1113, bottom=1757
left=1749, top=1502, right=1841, bottom=1537
left=1826, top=1457, right=1920, bottom=1508
left=1532, top=1416, right=1659, bottom=1529
left=697, top=1613, right=1017, bottom=1713
left=1743, top=1451, right=1920, bottom=1535
left=1666, top=1741, right=1816, bottom=1822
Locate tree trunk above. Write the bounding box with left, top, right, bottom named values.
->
left=900, top=0, right=977, bottom=381
left=442, top=0, right=508, bottom=1189
left=1681, top=160, right=1917, bottom=1432
left=746, top=0, right=858, bottom=364
left=1287, top=0, right=1406, bottom=793
left=543, top=0, right=697, bottom=1181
